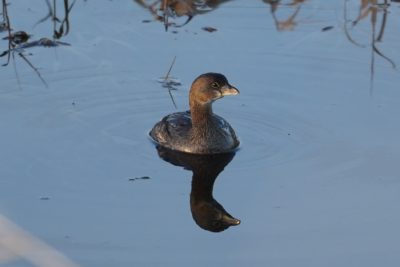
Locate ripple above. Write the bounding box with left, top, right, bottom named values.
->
left=227, top=95, right=326, bottom=170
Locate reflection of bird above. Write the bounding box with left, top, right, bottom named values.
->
left=156, top=146, right=240, bottom=232
left=150, top=73, right=240, bottom=154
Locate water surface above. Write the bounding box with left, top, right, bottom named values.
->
left=1, top=1, right=400, bottom=266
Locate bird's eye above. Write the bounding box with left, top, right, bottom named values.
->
left=211, top=82, right=220, bottom=88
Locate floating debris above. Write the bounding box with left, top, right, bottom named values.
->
left=2, top=31, right=31, bottom=44
left=0, top=29, right=70, bottom=89
left=202, top=26, right=217, bottom=32
left=0, top=22, right=9, bottom=32
left=321, top=26, right=334, bottom=32
left=1, top=38, right=71, bottom=57
left=128, top=176, right=150, bottom=181
left=157, top=78, right=181, bottom=88
left=20, top=38, right=71, bottom=49
left=39, top=196, right=50, bottom=200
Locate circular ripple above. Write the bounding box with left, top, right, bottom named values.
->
left=223, top=95, right=326, bottom=170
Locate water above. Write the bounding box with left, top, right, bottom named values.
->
left=1, top=1, right=400, bottom=266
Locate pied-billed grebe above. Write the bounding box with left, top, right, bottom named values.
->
left=150, top=73, right=240, bottom=154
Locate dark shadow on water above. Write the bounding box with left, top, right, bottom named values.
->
left=155, top=145, right=240, bottom=233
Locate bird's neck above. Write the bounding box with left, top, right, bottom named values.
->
left=189, top=101, right=213, bottom=129
left=190, top=172, right=215, bottom=202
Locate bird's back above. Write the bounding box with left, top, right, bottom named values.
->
left=150, top=111, right=239, bottom=154
left=150, top=111, right=193, bottom=153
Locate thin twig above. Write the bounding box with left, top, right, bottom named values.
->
left=165, top=56, right=177, bottom=109
left=343, top=0, right=365, bottom=48
left=376, top=1, right=388, bottom=42
left=161, top=56, right=178, bottom=109
left=11, top=52, right=22, bottom=90
left=370, top=17, right=375, bottom=96
left=34, top=0, right=76, bottom=39
left=55, top=0, right=76, bottom=38
left=162, top=0, right=168, bottom=31
left=33, top=0, right=52, bottom=27
left=372, top=44, right=396, bottom=69
left=53, top=0, right=57, bottom=37
left=167, top=86, right=177, bottom=109
left=2, top=0, right=13, bottom=66
left=164, top=55, right=176, bottom=80
left=172, top=16, right=193, bottom=28
left=18, top=53, right=49, bottom=88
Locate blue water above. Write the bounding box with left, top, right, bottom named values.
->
left=1, top=1, right=400, bottom=266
